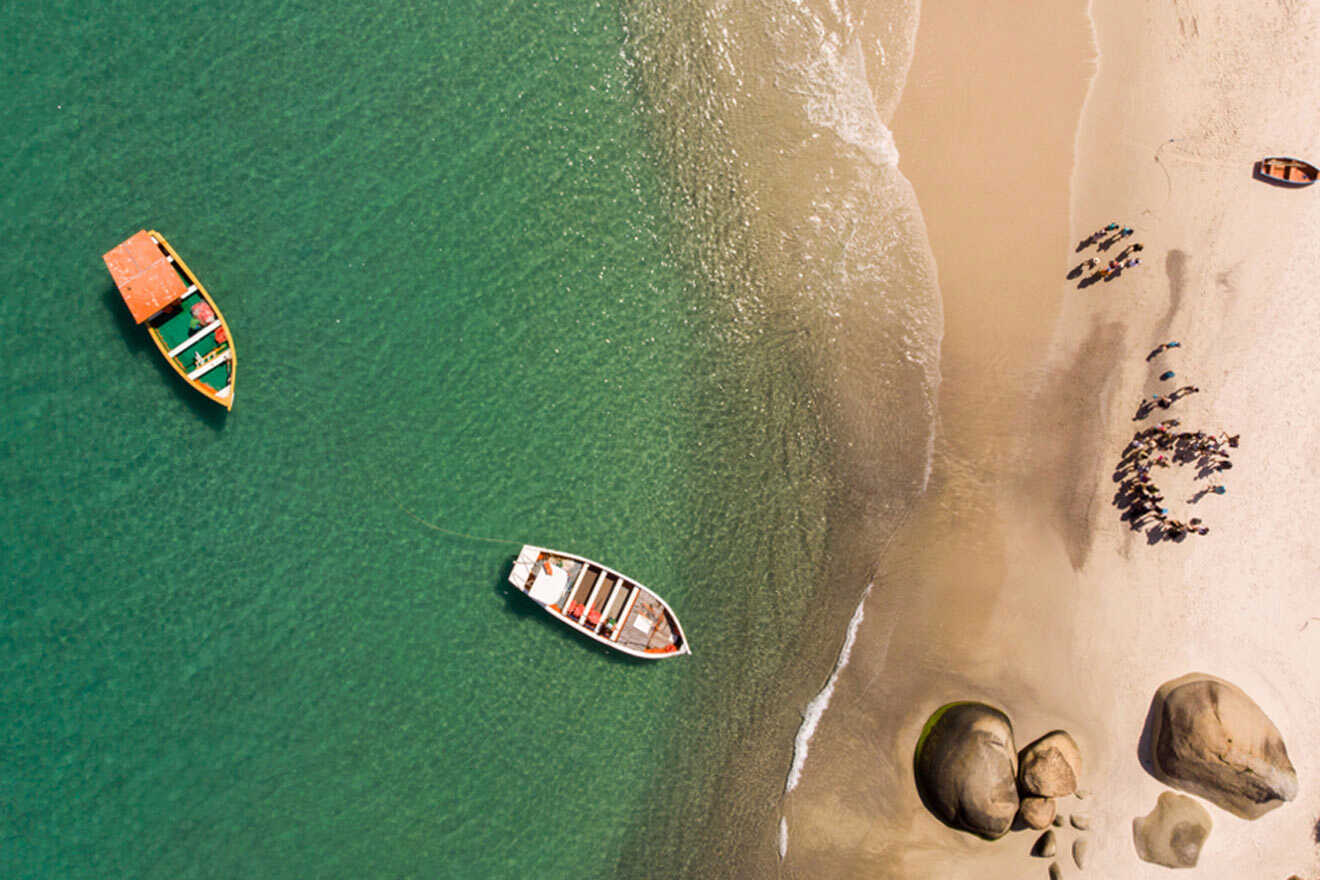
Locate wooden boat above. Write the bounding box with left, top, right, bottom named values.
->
left=508, top=545, right=691, bottom=659
left=103, top=230, right=236, bottom=409
left=1254, top=157, right=1318, bottom=187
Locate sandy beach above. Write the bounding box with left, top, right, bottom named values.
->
left=776, top=0, right=1320, bottom=877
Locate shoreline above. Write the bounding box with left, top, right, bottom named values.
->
left=774, top=0, right=1103, bottom=874
left=777, top=0, right=1320, bottom=878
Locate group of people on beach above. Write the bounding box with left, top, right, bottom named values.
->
left=1113, top=342, right=1238, bottom=541
left=1070, top=222, right=1144, bottom=284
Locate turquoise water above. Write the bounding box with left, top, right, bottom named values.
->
left=0, top=1, right=873, bottom=877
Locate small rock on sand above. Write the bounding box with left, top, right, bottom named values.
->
left=914, top=702, right=1019, bottom=839
left=1019, top=730, right=1083, bottom=798
left=1051, top=814, right=1064, bottom=827
left=1073, top=837, right=1090, bottom=869
left=1048, top=862, right=1062, bottom=880
left=1020, top=796, right=1055, bottom=830
left=1032, top=829, right=1057, bottom=858
left=1070, top=813, right=1090, bottom=830
left=1133, top=791, right=1212, bottom=868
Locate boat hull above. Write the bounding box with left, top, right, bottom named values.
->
left=146, top=232, right=236, bottom=409
left=1254, top=157, right=1318, bottom=188
left=508, top=545, right=691, bottom=660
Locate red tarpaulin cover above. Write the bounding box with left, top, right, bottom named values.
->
left=103, top=231, right=187, bottom=324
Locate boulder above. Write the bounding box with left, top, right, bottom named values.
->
left=1148, top=673, right=1298, bottom=819
left=914, top=702, right=1020, bottom=839
left=1133, top=791, right=1212, bottom=868
left=1019, top=796, right=1055, bottom=830
left=1048, top=863, right=1062, bottom=880
left=1019, top=730, right=1083, bottom=797
left=1070, top=813, right=1090, bottom=830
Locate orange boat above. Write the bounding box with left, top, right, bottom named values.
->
left=103, top=230, right=236, bottom=409
left=1254, top=157, right=1318, bottom=188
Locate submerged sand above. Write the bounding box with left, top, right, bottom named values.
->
left=777, top=0, right=1320, bottom=877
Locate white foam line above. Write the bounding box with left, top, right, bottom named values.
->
left=778, top=816, right=789, bottom=860
left=784, top=582, right=872, bottom=795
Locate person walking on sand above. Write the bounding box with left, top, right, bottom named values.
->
left=1104, top=222, right=1119, bottom=232
left=1147, top=340, right=1180, bottom=360
left=1171, top=385, right=1199, bottom=400
left=1120, top=226, right=1134, bottom=237
left=1210, top=484, right=1226, bottom=495
left=1125, top=258, right=1141, bottom=268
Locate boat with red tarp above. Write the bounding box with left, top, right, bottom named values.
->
left=103, top=230, right=236, bottom=408
left=508, top=545, right=691, bottom=659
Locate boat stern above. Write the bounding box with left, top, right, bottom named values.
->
left=508, top=544, right=541, bottom=591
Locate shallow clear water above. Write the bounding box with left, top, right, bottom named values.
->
left=0, top=0, right=937, bottom=877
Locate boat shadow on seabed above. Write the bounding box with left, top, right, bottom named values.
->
left=102, top=285, right=228, bottom=431
left=492, top=557, right=660, bottom=668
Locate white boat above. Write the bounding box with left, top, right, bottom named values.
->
left=508, top=545, right=691, bottom=660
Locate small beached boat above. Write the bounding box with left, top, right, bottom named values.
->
left=508, top=545, right=691, bottom=659
left=1254, top=157, right=1318, bottom=187
left=103, top=230, right=236, bottom=408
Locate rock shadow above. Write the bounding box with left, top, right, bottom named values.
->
left=1137, top=685, right=1163, bottom=778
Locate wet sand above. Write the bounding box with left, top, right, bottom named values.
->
left=777, top=0, right=1320, bottom=877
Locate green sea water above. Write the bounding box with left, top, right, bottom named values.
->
left=0, top=1, right=864, bottom=877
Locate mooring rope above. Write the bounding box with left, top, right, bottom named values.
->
left=386, top=485, right=525, bottom=547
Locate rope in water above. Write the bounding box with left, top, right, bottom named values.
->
left=386, top=485, right=524, bottom=547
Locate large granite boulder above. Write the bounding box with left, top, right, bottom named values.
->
left=1133, top=791, right=1212, bottom=868
left=1019, top=730, right=1083, bottom=797
left=914, top=702, right=1020, bottom=839
left=1147, top=673, right=1298, bottom=819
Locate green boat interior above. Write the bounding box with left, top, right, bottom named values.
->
left=148, top=290, right=232, bottom=391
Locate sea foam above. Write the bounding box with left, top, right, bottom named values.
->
left=801, top=38, right=900, bottom=168
left=784, top=581, right=872, bottom=794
